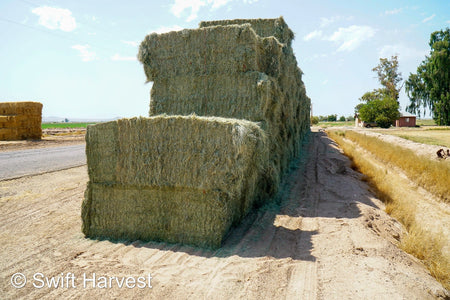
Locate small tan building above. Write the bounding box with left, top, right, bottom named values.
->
left=0, top=102, right=42, bottom=140
left=395, top=112, right=416, bottom=127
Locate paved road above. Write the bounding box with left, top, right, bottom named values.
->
left=0, top=145, right=86, bottom=180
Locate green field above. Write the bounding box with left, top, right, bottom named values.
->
left=416, top=119, right=436, bottom=126
left=317, top=121, right=354, bottom=127
left=42, top=123, right=96, bottom=129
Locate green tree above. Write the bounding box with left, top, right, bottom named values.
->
left=405, top=28, right=450, bottom=125
left=356, top=56, right=402, bottom=127
left=339, top=116, right=346, bottom=121
left=358, top=96, right=399, bottom=128
left=311, top=116, right=319, bottom=125
left=372, top=56, right=403, bottom=101
left=327, top=114, right=337, bottom=122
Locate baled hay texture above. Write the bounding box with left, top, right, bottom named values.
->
left=137, top=24, right=283, bottom=81
left=83, top=115, right=269, bottom=248
left=0, top=128, right=17, bottom=140
left=199, top=16, right=294, bottom=47
left=149, top=71, right=280, bottom=122
left=148, top=71, right=297, bottom=196
left=0, top=101, right=42, bottom=115
left=0, top=101, right=42, bottom=140
left=83, top=183, right=236, bottom=248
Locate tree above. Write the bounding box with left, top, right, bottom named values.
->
left=311, top=116, right=319, bottom=125
left=327, top=114, right=337, bottom=122
left=339, top=116, right=346, bottom=121
left=372, top=56, right=403, bottom=101
left=405, top=28, right=450, bottom=125
left=358, top=96, right=399, bottom=128
left=355, top=56, right=402, bottom=127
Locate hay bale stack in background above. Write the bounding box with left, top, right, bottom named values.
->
left=83, top=17, right=310, bottom=248
left=0, top=102, right=42, bottom=140
left=83, top=116, right=268, bottom=248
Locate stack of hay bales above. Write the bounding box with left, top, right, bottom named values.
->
left=82, top=17, right=310, bottom=248
left=83, top=116, right=268, bottom=248
left=138, top=17, right=310, bottom=196
left=0, top=102, right=42, bottom=140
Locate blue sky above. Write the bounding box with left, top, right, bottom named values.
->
left=0, top=0, right=449, bottom=119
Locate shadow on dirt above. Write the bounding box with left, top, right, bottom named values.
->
left=92, top=131, right=381, bottom=261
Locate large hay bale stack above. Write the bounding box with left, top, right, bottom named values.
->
left=138, top=17, right=310, bottom=194
left=83, top=17, right=310, bottom=248
left=82, top=116, right=268, bottom=248
left=0, top=102, right=42, bottom=140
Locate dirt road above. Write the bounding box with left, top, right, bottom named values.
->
left=0, top=145, right=86, bottom=180
left=0, top=130, right=447, bottom=299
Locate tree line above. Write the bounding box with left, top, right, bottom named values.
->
left=311, top=115, right=355, bottom=125
left=355, top=28, right=449, bottom=127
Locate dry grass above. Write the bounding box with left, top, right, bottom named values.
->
left=327, top=130, right=450, bottom=289
left=344, top=130, right=450, bottom=202
left=374, top=128, right=450, bottom=148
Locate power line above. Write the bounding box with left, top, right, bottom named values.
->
left=0, top=15, right=118, bottom=54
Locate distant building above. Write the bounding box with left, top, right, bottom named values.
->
left=395, top=112, right=416, bottom=127
left=354, top=112, right=417, bottom=128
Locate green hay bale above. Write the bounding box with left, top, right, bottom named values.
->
left=139, top=17, right=311, bottom=194
left=137, top=24, right=283, bottom=81
left=149, top=71, right=280, bottom=121
left=83, top=115, right=269, bottom=248
left=83, top=183, right=235, bottom=248
left=199, top=16, right=294, bottom=47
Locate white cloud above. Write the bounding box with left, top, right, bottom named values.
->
left=122, top=40, right=139, bottom=47
left=32, top=6, right=76, bottom=32
left=209, top=0, right=233, bottom=10
left=320, top=16, right=353, bottom=28
left=379, top=44, right=427, bottom=61
left=303, top=30, right=323, bottom=41
left=111, top=54, right=136, bottom=61
left=322, top=79, right=328, bottom=85
left=170, top=0, right=257, bottom=21
left=446, top=20, right=450, bottom=24
left=422, top=14, right=436, bottom=23
left=320, top=17, right=336, bottom=28
left=150, top=25, right=183, bottom=34
left=71, top=45, right=96, bottom=62
left=385, top=8, right=402, bottom=15
left=327, top=25, right=376, bottom=52
left=171, top=0, right=205, bottom=22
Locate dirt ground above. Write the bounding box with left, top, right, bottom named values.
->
left=0, top=128, right=85, bottom=152
left=0, top=129, right=448, bottom=299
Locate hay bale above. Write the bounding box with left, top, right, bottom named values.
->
left=0, top=102, right=42, bottom=140
left=149, top=71, right=280, bottom=121
left=199, top=16, right=294, bottom=47
left=137, top=24, right=283, bottom=81
left=84, top=17, right=311, bottom=249
left=83, top=115, right=269, bottom=248
left=139, top=17, right=311, bottom=196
